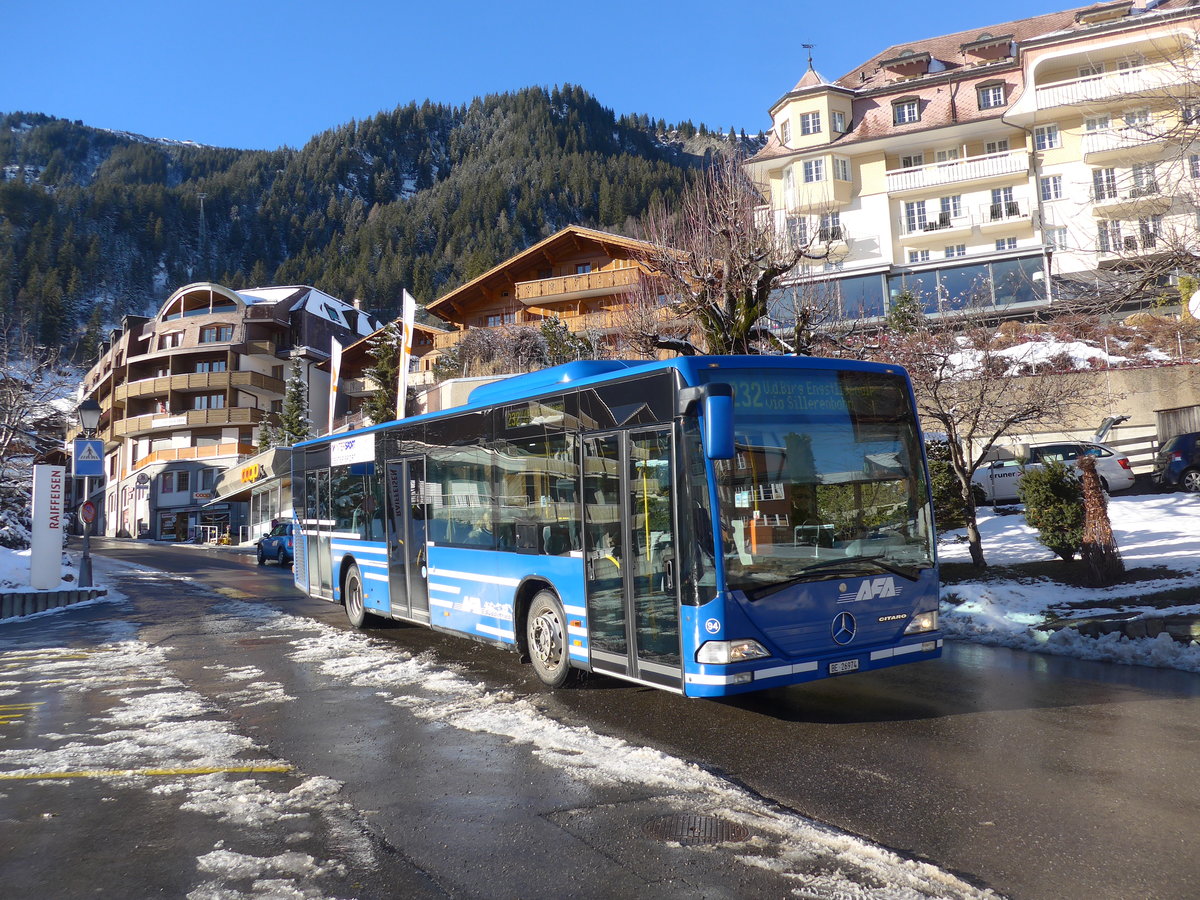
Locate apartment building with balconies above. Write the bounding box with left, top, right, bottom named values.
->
left=747, top=0, right=1200, bottom=321
left=75, top=282, right=380, bottom=541
left=424, top=225, right=663, bottom=366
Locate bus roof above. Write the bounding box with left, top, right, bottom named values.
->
left=295, top=354, right=909, bottom=449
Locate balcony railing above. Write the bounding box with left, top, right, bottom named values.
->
left=1099, top=232, right=1160, bottom=256
left=886, top=151, right=1029, bottom=193
left=977, top=199, right=1030, bottom=226
left=1089, top=182, right=1171, bottom=214
left=515, top=267, right=644, bottom=305
left=130, top=442, right=259, bottom=474
left=1035, top=64, right=1185, bottom=110
left=1081, top=123, right=1175, bottom=158
left=114, top=370, right=285, bottom=402
left=897, top=211, right=973, bottom=237
left=113, top=406, right=267, bottom=438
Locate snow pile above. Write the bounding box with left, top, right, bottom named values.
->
left=947, top=335, right=1167, bottom=377
left=0, top=544, right=78, bottom=591
left=939, top=494, right=1200, bottom=671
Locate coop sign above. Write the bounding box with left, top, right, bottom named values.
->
left=331, top=432, right=375, bottom=466
left=241, top=463, right=265, bottom=484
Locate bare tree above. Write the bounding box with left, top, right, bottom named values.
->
left=0, top=321, right=76, bottom=549
left=0, top=322, right=74, bottom=482
left=627, top=150, right=828, bottom=355
left=880, top=306, right=1098, bottom=568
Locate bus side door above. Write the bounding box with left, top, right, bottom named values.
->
left=583, top=428, right=681, bottom=689
left=385, top=458, right=430, bottom=622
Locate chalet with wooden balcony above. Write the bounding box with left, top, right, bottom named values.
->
left=74, top=282, right=379, bottom=542
left=424, top=225, right=660, bottom=362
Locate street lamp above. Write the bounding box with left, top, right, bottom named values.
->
left=76, top=396, right=102, bottom=588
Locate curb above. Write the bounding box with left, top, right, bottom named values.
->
left=0, top=588, right=109, bottom=621
left=1041, top=614, right=1200, bottom=643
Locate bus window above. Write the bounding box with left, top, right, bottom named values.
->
left=331, top=462, right=383, bottom=541
left=420, top=413, right=494, bottom=549
left=496, top=401, right=581, bottom=555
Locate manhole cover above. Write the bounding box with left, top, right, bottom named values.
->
left=643, top=814, right=750, bottom=845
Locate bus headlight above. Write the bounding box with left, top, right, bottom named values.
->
left=903, top=611, right=938, bottom=635
left=696, top=639, right=770, bottom=665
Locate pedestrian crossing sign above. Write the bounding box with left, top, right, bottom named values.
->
left=73, top=439, right=105, bottom=478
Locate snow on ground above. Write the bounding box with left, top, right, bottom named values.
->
left=0, top=613, right=374, bottom=898
left=938, top=494, right=1200, bottom=672
left=0, top=544, right=81, bottom=592
left=2, top=573, right=992, bottom=898
left=240, top=601, right=992, bottom=899
left=948, top=335, right=1177, bottom=377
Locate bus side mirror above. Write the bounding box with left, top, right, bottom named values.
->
left=703, top=391, right=735, bottom=460
left=680, top=384, right=735, bottom=460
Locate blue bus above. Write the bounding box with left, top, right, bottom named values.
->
left=291, top=355, right=941, bottom=697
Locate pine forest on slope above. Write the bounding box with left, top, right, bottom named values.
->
left=0, top=85, right=759, bottom=354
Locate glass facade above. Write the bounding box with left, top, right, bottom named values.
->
left=774, top=254, right=1044, bottom=327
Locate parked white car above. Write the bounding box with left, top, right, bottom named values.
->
left=972, top=441, right=1136, bottom=503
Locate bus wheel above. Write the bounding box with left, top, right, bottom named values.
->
left=343, top=563, right=368, bottom=629
left=527, top=590, right=573, bottom=688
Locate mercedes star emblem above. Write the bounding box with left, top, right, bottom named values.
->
left=831, top=611, right=857, bottom=645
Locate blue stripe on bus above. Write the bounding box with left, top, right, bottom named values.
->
left=328, top=540, right=390, bottom=611
left=426, top=545, right=587, bottom=651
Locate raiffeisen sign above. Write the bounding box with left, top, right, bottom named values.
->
left=30, top=464, right=66, bottom=589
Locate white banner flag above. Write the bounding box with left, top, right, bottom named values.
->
left=396, top=289, right=417, bottom=421
left=328, top=337, right=342, bottom=434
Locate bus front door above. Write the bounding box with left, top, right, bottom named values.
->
left=305, top=468, right=333, bottom=599
left=385, top=458, right=430, bottom=622
left=583, top=428, right=681, bottom=689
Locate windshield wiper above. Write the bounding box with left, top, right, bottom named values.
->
left=795, top=554, right=923, bottom=582
left=745, top=555, right=924, bottom=601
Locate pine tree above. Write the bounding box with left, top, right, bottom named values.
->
left=362, top=321, right=402, bottom=425
left=276, top=357, right=311, bottom=445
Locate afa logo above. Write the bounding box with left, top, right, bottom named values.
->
left=839, top=576, right=901, bottom=603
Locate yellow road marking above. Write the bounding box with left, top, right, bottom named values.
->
left=0, top=702, right=43, bottom=723
left=1, top=657, right=117, bottom=662
left=0, top=764, right=294, bottom=781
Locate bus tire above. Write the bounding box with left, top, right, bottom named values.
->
left=343, top=563, right=368, bottom=629
left=527, top=590, right=574, bottom=688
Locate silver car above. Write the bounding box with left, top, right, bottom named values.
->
left=972, top=441, right=1136, bottom=503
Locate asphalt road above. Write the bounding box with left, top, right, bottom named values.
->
left=7, top=538, right=1200, bottom=899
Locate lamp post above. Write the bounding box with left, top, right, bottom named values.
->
left=76, top=396, right=102, bottom=588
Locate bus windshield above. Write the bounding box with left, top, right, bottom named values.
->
left=704, top=368, right=935, bottom=595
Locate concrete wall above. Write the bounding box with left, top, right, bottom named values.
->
left=973, top=362, right=1200, bottom=473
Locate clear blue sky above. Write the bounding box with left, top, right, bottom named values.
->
left=4, top=0, right=1068, bottom=151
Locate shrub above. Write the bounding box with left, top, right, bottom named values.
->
left=926, top=440, right=985, bottom=532
left=1018, top=460, right=1084, bottom=561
